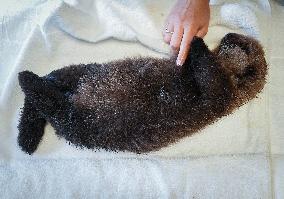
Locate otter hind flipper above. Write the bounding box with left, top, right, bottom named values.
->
left=17, top=98, right=46, bottom=154
left=17, top=71, right=69, bottom=154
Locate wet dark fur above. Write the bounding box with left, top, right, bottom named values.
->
left=17, top=33, right=267, bottom=155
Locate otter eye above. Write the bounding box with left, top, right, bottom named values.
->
left=239, top=44, right=251, bottom=55
left=233, top=40, right=251, bottom=55
left=235, top=65, right=256, bottom=86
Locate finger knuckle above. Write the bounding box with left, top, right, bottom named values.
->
left=164, top=37, right=171, bottom=43
left=170, top=43, right=179, bottom=50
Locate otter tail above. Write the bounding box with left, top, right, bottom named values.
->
left=17, top=71, right=66, bottom=154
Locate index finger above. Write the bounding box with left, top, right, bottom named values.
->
left=176, top=27, right=197, bottom=66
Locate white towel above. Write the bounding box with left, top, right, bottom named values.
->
left=0, top=155, right=271, bottom=198
left=0, top=0, right=273, bottom=198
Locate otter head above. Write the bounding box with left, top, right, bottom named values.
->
left=214, top=33, right=267, bottom=106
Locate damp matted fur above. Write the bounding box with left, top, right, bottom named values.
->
left=17, top=33, right=267, bottom=155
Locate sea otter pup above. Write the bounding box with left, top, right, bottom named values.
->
left=17, top=33, right=267, bottom=155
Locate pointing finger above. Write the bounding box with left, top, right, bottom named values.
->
left=176, top=27, right=197, bottom=66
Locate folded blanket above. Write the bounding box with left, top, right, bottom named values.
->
left=55, top=0, right=270, bottom=53
left=0, top=0, right=272, bottom=198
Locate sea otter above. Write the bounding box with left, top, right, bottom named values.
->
left=17, top=33, right=267, bottom=155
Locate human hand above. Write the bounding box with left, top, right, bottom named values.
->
left=163, top=0, right=210, bottom=66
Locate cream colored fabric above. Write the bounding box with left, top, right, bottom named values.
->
left=0, top=0, right=277, bottom=198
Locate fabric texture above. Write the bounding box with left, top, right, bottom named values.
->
left=0, top=0, right=275, bottom=198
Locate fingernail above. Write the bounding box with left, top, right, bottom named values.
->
left=176, top=59, right=182, bottom=66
